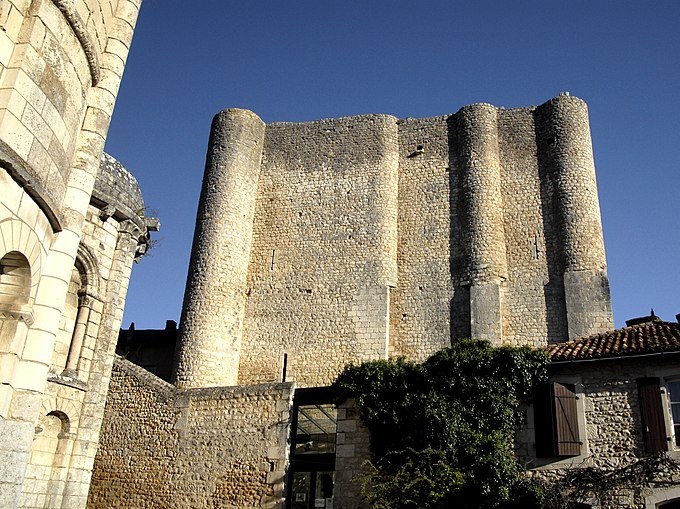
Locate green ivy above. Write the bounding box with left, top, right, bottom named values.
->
left=333, top=339, right=549, bottom=509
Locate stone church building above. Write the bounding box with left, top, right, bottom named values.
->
left=0, top=1, right=155, bottom=508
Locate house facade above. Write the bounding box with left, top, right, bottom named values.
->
left=518, top=315, right=680, bottom=508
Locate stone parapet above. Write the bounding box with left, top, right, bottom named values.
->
left=88, top=357, right=294, bottom=509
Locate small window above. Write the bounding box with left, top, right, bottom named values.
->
left=0, top=251, right=31, bottom=306
left=534, top=382, right=581, bottom=457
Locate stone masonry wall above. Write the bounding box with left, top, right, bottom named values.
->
left=174, top=109, right=266, bottom=389
left=0, top=0, right=129, bottom=227
left=334, top=398, right=371, bottom=509
left=175, top=95, right=614, bottom=390
left=239, top=115, right=399, bottom=387
left=88, top=358, right=293, bottom=509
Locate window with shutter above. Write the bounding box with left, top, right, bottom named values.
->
left=637, top=377, right=668, bottom=453
left=534, top=382, right=581, bottom=458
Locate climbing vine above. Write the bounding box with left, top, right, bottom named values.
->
left=333, top=339, right=549, bottom=509
left=539, top=454, right=680, bottom=509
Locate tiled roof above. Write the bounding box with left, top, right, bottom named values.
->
left=547, top=320, right=680, bottom=362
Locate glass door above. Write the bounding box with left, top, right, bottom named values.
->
left=290, top=470, right=334, bottom=509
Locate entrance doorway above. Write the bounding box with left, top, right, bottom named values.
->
left=287, top=388, right=337, bottom=509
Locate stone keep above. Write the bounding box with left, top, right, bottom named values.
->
left=174, top=94, right=614, bottom=390
left=0, top=1, right=151, bottom=508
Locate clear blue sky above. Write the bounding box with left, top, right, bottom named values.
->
left=106, top=1, right=680, bottom=330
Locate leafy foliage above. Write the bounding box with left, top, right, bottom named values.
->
left=333, top=339, right=549, bottom=509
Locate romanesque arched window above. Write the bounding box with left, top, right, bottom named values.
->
left=53, top=246, right=102, bottom=379
left=0, top=251, right=32, bottom=411
left=23, top=410, right=73, bottom=506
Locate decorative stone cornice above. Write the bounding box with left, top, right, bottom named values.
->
left=51, top=0, right=101, bottom=85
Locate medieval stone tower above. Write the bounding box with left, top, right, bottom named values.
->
left=174, top=94, right=613, bottom=390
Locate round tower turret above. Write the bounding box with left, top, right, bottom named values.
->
left=173, top=109, right=266, bottom=388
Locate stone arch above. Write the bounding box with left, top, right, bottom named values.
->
left=45, top=409, right=70, bottom=435
left=0, top=247, right=37, bottom=398
left=74, top=243, right=101, bottom=298
left=0, top=218, right=45, bottom=306
left=0, top=251, right=31, bottom=307
left=25, top=406, right=77, bottom=507
left=0, top=251, right=33, bottom=387
left=54, top=242, right=103, bottom=374
left=40, top=397, right=80, bottom=430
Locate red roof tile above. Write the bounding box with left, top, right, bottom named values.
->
left=547, top=320, right=680, bottom=362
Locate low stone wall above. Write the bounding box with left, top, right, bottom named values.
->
left=87, top=358, right=293, bottom=509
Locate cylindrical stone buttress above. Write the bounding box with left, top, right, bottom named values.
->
left=455, top=103, right=508, bottom=344
left=542, top=95, right=607, bottom=272
left=173, top=109, right=266, bottom=388
left=539, top=95, right=613, bottom=338
left=456, top=103, right=508, bottom=283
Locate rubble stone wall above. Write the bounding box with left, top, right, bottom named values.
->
left=88, top=358, right=294, bottom=509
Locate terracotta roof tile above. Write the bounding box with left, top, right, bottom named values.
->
left=547, top=320, right=680, bottom=362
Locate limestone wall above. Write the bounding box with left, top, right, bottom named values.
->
left=0, top=0, right=134, bottom=227
left=239, top=114, right=399, bottom=387
left=334, top=399, right=371, bottom=509
left=88, top=358, right=294, bottom=509
left=175, top=94, right=614, bottom=389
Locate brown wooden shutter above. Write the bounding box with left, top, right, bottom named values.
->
left=534, top=382, right=581, bottom=457
left=553, top=383, right=581, bottom=456
left=637, top=377, right=668, bottom=453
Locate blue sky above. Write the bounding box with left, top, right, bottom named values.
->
left=106, top=1, right=680, bottom=330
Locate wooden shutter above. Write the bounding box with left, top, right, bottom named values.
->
left=637, top=377, right=668, bottom=453
left=534, top=382, right=580, bottom=457
left=553, top=383, right=581, bottom=456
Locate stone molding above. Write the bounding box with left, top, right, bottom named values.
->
left=50, top=0, right=101, bottom=85
left=0, top=306, right=34, bottom=326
